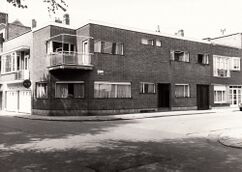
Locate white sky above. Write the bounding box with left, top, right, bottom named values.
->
left=1, top=0, right=242, bottom=39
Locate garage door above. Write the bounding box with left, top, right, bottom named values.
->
left=19, top=90, right=31, bottom=113
left=6, top=91, right=18, bottom=112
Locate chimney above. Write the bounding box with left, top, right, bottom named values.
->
left=63, top=13, right=70, bottom=25
left=55, top=17, right=62, bottom=24
left=175, top=29, right=184, bottom=37
left=0, top=12, right=8, bottom=24
left=32, top=19, right=37, bottom=28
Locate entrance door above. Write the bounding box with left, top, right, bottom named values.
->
left=157, top=83, right=170, bottom=108
left=197, top=85, right=209, bottom=110
left=229, top=86, right=242, bottom=106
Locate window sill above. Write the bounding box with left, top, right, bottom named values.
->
left=94, top=52, right=124, bottom=56
left=94, top=97, right=132, bottom=99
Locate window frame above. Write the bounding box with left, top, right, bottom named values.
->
left=140, top=82, right=156, bottom=94
left=170, top=50, right=190, bottom=63
left=94, top=40, right=124, bottom=55
left=36, top=82, right=48, bottom=99
left=197, top=53, right=209, bottom=65
left=213, top=55, right=231, bottom=78
left=55, top=81, right=85, bottom=99
left=175, top=84, right=190, bottom=98
left=141, top=38, right=154, bottom=46
left=231, top=57, right=240, bottom=71
left=94, top=81, right=132, bottom=99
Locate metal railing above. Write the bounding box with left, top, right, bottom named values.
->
left=48, top=51, right=92, bottom=67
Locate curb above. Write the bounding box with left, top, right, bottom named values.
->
left=14, top=111, right=216, bottom=122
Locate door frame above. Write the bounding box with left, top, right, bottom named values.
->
left=197, top=84, right=209, bottom=110
left=157, top=83, right=171, bottom=108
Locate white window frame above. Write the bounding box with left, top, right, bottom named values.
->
left=214, top=85, right=227, bottom=103
left=198, top=54, right=209, bottom=65
left=141, top=38, right=154, bottom=45
left=36, top=82, right=48, bottom=99
left=94, top=81, right=131, bottom=98
left=175, top=84, right=190, bottom=98
left=140, top=82, right=156, bottom=94
left=170, top=50, right=190, bottom=62
left=213, top=55, right=231, bottom=78
left=55, top=81, right=85, bottom=99
left=231, top=57, right=240, bottom=71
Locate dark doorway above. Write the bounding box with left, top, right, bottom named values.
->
left=157, top=83, right=170, bottom=108
left=197, top=85, right=209, bottom=110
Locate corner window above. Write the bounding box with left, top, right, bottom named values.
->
left=175, top=84, right=190, bottom=98
left=94, top=40, right=124, bottom=55
left=55, top=82, right=84, bottom=98
left=198, top=54, right=209, bottom=65
left=170, top=50, right=190, bottom=62
left=231, top=57, right=240, bottom=71
left=141, top=38, right=154, bottom=45
left=36, top=82, right=48, bottom=99
left=140, top=82, right=155, bottom=94
left=94, top=82, right=131, bottom=98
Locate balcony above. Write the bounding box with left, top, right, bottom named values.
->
left=48, top=51, right=93, bottom=71
left=15, top=70, right=30, bottom=80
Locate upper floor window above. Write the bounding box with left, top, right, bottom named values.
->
left=94, top=40, right=124, bottom=55
left=175, top=84, right=190, bottom=98
left=156, top=40, right=162, bottom=47
left=213, top=55, right=230, bottom=78
left=94, top=82, right=131, bottom=98
left=47, top=41, right=75, bottom=54
left=170, top=50, right=190, bottom=62
left=198, top=54, right=209, bottom=65
left=140, top=82, right=155, bottom=94
left=141, top=38, right=154, bottom=45
left=55, top=82, right=84, bottom=99
left=231, top=57, right=240, bottom=71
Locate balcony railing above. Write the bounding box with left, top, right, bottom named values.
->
left=48, top=51, right=93, bottom=70
left=15, top=70, right=30, bottom=80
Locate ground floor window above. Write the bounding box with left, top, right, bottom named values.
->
left=55, top=82, right=84, bottom=98
left=214, top=85, right=227, bottom=103
left=175, top=84, right=190, bottom=97
left=94, top=82, right=131, bottom=98
left=140, top=82, right=155, bottom=94
left=36, top=82, right=48, bottom=99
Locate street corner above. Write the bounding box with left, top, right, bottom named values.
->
left=218, top=128, right=242, bottom=148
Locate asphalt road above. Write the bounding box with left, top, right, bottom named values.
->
left=1, top=110, right=242, bottom=171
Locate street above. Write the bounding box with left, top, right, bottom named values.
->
left=1, top=110, right=242, bottom=171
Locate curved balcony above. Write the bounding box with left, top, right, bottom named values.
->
left=47, top=51, right=93, bottom=71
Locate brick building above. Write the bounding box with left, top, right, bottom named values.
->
left=0, top=12, right=242, bottom=115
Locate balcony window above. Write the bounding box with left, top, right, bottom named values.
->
left=94, top=82, right=131, bottom=98
left=94, top=40, right=124, bottom=55
left=198, top=54, right=209, bottom=65
left=48, top=41, right=75, bottom=53
left=55, top=82, right=84, bottom=98
left=170, top=50, right=190, bottom=62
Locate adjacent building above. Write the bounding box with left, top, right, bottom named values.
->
left=0, top=12, right=242, bottom=116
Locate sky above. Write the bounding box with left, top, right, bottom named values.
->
left=1, top=0, right=242, bottom=39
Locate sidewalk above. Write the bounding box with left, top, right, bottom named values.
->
left=8, top=107, right=238, bottom=122
left=1, top=107, right=238, bottom=122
